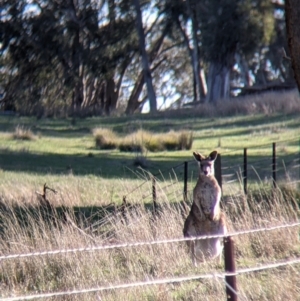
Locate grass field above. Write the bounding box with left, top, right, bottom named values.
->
left=0, top=91, right=300, bottom=300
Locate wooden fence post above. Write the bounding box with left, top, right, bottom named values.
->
left=243, top=148, right=247, bottom=195
left=183, top=161, right=188, bottom=203
left=152, top=176, right=158, bottom=214
left=224, top=236, right=238, bottom=301
left=183, top=161, right=188, bottom=212
left=272, top=142, right=277, bottom=188
left=215, top=153, right=222, bottom=190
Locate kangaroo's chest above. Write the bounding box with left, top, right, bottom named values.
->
left=194, top=180, right=219, bottom=202
left=193, top=219, right=220, bottom=235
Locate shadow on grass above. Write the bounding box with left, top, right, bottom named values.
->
left=0, top=199, right=188, bottom=240
left=1, top=112, right=299, bottom=138
left=0, top=147, right=299, bottom=184
left=0, top=200, right=114, bottom=238
left=0, top=148, right=190, bottom=180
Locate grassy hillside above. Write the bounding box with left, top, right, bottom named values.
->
left=0, top=91, right=299, bottom=201
left=0, top=91, right=299, bottom=300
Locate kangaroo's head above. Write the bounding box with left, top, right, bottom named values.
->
left=193, top=150, right=218, bottom=177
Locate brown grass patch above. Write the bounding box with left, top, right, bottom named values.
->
left=0, top=178, right=299, bottom=300
left=12, top=125, right=36, bottom=140
left=92, top=127, right=119, bottom=149
left=94, top=128, right=194, bottom=152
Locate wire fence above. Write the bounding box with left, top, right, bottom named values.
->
left=1, top=222, right=299, bottom=261
left=1, top=138, right=299, bottom=301
left=0, top=223, right=300, bottom=301
left=116, top=138, right=300, bottom=211
left=1, top=258, right=300, bottom=301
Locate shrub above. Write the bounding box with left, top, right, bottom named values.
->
left=118, top=140, right=144, bottom=152
left=93, top=128, right=119, bottom=149
left=161, top=130, right=194, bottom=151
left=119, top=130, right=152, bottom=153
left=144, top=138, right=164, bottom=152
left=12, top=125, right=35, bottom=140
left=162, top=131, right=180, bottom=151
left=93, top=128, right=194, bottom=152
left=178, top=131, right=193, bottom=150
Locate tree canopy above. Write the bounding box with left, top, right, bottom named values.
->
left=0, top=0, right=295, bottom=116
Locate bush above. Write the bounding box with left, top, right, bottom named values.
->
left=93, top=128, right=119, bottom=149
left=162, top=131, right=180, bottom=150
left=161, top=130, right=194, bottom=151
left=178, top=131, right=193, bottom=150
left=93, top=128, right=194, bottom=152
left=118, top=141, right=144, bottom=153
left=12, top=125, right=35, bottom=140
left=118, top=130, right=148, bottom=153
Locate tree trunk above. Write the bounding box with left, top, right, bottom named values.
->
left=176, top=17, right=207, bottom=102
left=285, top=0, right=300, bottom=93
left=71, top=26, right=84, bottom=111
left=125, top=73, right=145, bottom=115
left=206, top=62, right=231, bottom=103
left=125, top=22, right=169, bottom=115
left=133, top=0, right=157, bottom=113
left=125, top=57, right=166, bottom=114
left=186, top=0, right=203, bottom=101
left=69, top=2, right=83, bottom=112
left=105, top=78, right=118, bottom=115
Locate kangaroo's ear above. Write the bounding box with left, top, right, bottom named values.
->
left=193, top=152, right=205, bottom=162
left=208, top=150, right=218, bottom=161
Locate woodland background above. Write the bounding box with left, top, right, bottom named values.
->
left=1, top=0, right=297, bottom=117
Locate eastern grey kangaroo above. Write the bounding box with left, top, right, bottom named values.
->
left=183, top=150, right=227, bottom=265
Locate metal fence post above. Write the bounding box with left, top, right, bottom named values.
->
left=152, top=176, right=158, bottom=214
left=272, top=142, right=277, bottom=188
left=183, top=161, right=188, bottom=203
left=215, top=153, right=222, bottom=190
left=224, top=236, right=238, bottom=301
left=183, top=161, right=188, bottom=212
left=243, top=148, right=247, bottom=195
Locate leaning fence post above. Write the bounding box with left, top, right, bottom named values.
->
left=152, top=176, right=158, bottom=214
left=272, top=142, right=277, bottom=188
left=224, top=236, right=238, bottom=301
left=243, top=148, right=247, bottom=195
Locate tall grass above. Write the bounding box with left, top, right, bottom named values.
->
left=0, top=177, right=299, bottom=300
left=93, top=128, right=194, bottom=152
left=12, top=125, right=36, bottom=140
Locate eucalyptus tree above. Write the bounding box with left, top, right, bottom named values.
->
left=124, top=0, right=178, bottom=114
left=285, top=0, right=300, bottom=93
left=0, top=0, right=139, bottom=115
left=132, top=0, right=157, bottom=113
left=157, top=0, right=207, bottom=103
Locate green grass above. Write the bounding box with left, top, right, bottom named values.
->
left=0, top=112, right=299, bottom=178
left=0, top=100, right=299, bottom=206
left=0, top=180, right=299, bottom=300
left=0, top=91, right=300, bottom=300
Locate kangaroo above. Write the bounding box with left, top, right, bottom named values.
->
left=183, top=150, right=227, bottom=265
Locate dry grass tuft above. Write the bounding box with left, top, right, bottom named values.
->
left=94, top=128, right=194, bottom=152
left=92, top=127, right=119, bottom=149
left=12, top=125, right=36, bottom=140
left=119, top=129, right=151, bottom=152
left=0, top=178, right=299, bottom=300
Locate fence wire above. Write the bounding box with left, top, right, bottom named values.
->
left=1, top=257, right=300, bottom=301
left=1, top=222, right=299, bottom=261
